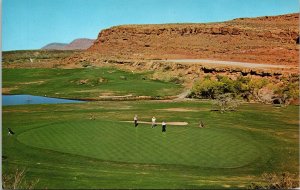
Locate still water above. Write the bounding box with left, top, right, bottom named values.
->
left=2, top=95, right=84, bottom=106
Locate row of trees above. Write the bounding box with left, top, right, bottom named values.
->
left=189, top=75, right=299, bottom=106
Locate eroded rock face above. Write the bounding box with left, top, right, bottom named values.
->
left=61, top=13, right=298, bottom=93
left=88, top=13, right=299, bottom=66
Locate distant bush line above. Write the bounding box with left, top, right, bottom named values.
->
left=189, top=75, right=299, bottom=105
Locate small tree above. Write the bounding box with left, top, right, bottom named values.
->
left=190, top=78, right=223, bottom=99
left=212, top=93, right=240, bottom=113
left=234, top=76, right=251, bottom=100
left=248, top=77, right=269, bottom=100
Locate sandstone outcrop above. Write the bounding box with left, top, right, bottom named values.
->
left=88, top=13, right=299, bottom=66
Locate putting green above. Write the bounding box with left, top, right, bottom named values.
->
left=18, top=120, right=262, bottom=168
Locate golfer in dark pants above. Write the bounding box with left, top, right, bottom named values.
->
left=8, top=128, right=15, bottom=135
left=162, top=121, right=166, bottom=132
left=134, top=115, right=138, bottom=127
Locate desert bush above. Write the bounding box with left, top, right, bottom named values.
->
left=2, top=168, right=39, bottom=189
left=163, top=65, right=172, bottom=71
left=248, top=172, right=299, bottom=189
left=169, top=76, right=184, bottom=84
left=80, top=61, right=92, bottom=68
left=151, top=71, right=183, bottom=85
left=256, top=87, right=275, bottom=104
left=273, top=76, right=299, bottom=106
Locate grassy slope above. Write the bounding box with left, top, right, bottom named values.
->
left=2, top=50, right=78, bottom=64
left=2, top=68, right=182, bottom=99
left=2, top=101, right=299, bottom=189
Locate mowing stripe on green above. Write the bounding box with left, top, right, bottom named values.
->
left=18, top=120, right=262, bottom=168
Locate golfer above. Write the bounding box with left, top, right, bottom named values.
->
left=162, top=121, right=166, bottom=132
left=8, top=128, right=15, bottom=135
left=199, top=120, right=205, bottom=128
left=134, top=115, right=138, bottom=127
left=151, top=116, right=156, bottom=128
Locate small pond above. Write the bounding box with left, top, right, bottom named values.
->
left=2, top=95, right=85, bottom=106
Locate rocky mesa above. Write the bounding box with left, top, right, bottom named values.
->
left=88, top=13, right=299, bottom=66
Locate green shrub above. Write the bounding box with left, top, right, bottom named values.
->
left=169, top=76, right=184, bottom=84
left=80, top=61, right=92, bottom=68
left=190, top=75, right=244, bottom=99
left=189, top=75, right=298, bottom=104
left=190, top=77, right=223, bottom=99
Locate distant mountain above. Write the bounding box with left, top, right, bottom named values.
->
left=41, top=43, right=68, bottom=50
left=64, top=38, right=95, bottom=50
left=42, top=38, right=95, bottom=50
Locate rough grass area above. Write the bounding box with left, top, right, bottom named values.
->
left=2, top=67, right=182, bottom=99
left=2, top=50, right=78, bottom=64
left=2, top=101, right=299, bottom=189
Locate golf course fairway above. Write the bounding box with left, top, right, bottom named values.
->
left=3, top=100, right=299, bottom=189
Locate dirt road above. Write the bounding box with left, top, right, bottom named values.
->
left=161, top=59, right=293, bottom=69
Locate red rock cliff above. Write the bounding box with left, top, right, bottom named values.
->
left=88, top=13, right=299, bottom=65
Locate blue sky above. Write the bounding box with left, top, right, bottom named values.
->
left=2, top=0, right=299, bottom=51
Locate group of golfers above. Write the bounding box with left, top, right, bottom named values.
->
left=134, top=115, right=166, bottom=132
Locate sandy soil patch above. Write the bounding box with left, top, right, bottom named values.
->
left=2, top=110, right=31, bottom=113
left=19, top=80, right=45, bottom=85
left=98, top=94, right=133, bottom=98
left=284, top=120, right=299, bottom=125
left=2, top=87, right=18, bottom=94
left=121, top=121, right=188, bottom=126
left=75, top=89, right=103, bottom=93
left=100, top=92, right=116, bottom=96
left=166, top=121, right=188, bottom=125
left=157, top=108, right=197, bottom=112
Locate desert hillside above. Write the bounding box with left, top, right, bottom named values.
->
left=88, top=13, right=299, bottom=66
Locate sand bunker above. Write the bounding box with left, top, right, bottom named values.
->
left=157, top=108, right=197, bottom=112
left=121, top=121, right=188, bottom=126
left=19, top=80, right=45, bottom=85
left=2, top=87, right=17, bottom=94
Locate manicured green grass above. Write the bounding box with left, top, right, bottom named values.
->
left=2, top=101, right=299, bottom=189
left=18, top=120, right=260, bottom=168
left=2, top=68, right=182, bottom=99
